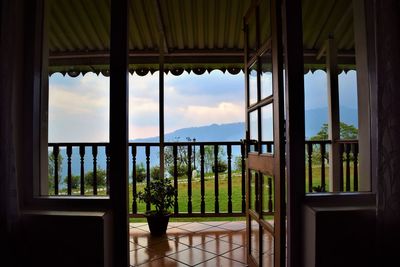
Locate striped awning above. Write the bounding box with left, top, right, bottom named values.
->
left=48, top=0, right=355, bottom=76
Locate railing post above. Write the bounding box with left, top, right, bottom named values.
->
left=131, top=145, right=137, bottom=214
left=145, top=145, right=151, bottom=211
left=187, top=144, right=192, bottom=214
left=227, top=144, right=232, bottom=213
left=352, top=143, right=359, bottom=191
left=173, top=145, right=178, bottom=214
left=339, top=143, right=344, bottom=191
left=200, top=145, right=205, bottom=214
left=92, top=145, right=98, bottom=195
left=67, top=145, right=72, bottom=195
left=307, top=142, right=313, bottom=193
left=79, top=145, right=85, bottom=195
left=214, top=144, right=219, bottom=214
left=53, top=145, right=59, bottom=195
left=105, top=145, right=110, bottom=195
left=345, top=144, right=351, bottom=191
left=241, top=143, right=246, bottom=213
left=320, top=143, right=326, bottom=191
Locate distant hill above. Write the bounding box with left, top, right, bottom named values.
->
left=55, top=106, right=358, bottom=180
left=133, top=122, right=245, bottom=143
left=305, top=106, right=358, bottom=138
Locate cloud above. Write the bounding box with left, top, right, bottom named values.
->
left=164, top=101, right=244, bottom=133
left=49, top=73, right=109, bottom=142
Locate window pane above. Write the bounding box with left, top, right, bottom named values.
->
left=249, top=63, right=258, bottom=106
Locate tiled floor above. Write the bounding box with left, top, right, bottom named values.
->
left=130, top=221, right=248, bottom=267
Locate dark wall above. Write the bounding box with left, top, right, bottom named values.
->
left=21, top=211, right=112, bottom=267
left=0, top=0, right=26, bottom=266
left=375, top=1, right=400, bottom=265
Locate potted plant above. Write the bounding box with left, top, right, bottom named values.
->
left=137, top=176, right=176, bottom=236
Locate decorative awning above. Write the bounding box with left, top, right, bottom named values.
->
left=48, top=0, right=355, bottom=76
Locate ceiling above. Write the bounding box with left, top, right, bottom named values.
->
left=48, top=0, right=355, bottom=76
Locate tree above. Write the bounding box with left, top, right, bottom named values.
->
left=309, top=122, right=358, bottom=164
left=310, top=122, right=358, bottom=141
left=234, top=156, right=244, bottom=172
left=63, top=175, right=80, bottom=190
left=150, top=166, right=160, bottom=179
left=84, top=167, right=107, bottom=188
left=164, top=138, right=192, bottom=178
left=135, top=163, right=147, bottom=183
left=197, top=145, right=226, bottom=174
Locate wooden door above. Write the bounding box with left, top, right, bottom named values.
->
left=244, top=0, right=285, bottom=266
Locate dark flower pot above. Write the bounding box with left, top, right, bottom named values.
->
left=145, top=213, right=170, bottom=236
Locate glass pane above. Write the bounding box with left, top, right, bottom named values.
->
left=260, top=52, right=273, bottom=99
left=250, top=217, right=260, bottom=265
left=249, top=63, right=258, bottom=106
left=261, top=104, right=273, bottom=153
left=262, top=228, right=274, bottom=267
left=262, top=175, right=274, bottom=217
left=250, top=170, right=257, bottom=212
left=250, top=110, right=259, bottom=146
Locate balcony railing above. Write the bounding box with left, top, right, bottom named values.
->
left=47, top=140, right=359, bottom=216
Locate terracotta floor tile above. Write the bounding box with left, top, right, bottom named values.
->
left=198, top=226, right=232, bottom=239
left=167, top=222, right=191, bottom=228
left=136, top=224, right=151, bottom=232
left=130, top=227, right=150, bottom=235
left=195, top=239, right=241, bottom=255
left=217, top=221, right=246, bottom=231
left=130, top=221, right=250, bottom=267
left=174, top=234, right=215, bottom=247
left=168, top=247, right=216, bottom=266
left=146, top=239, right=190, bottom=257
left=221, top=246, right=247, bottom=264
left=130, top=222, right=148, bottom=228
left=132, top=234, right=170, bottom=248
left=137, top=256, right=189, bottom=267
left=163, top=226, right=191, bottom=237
left=130, top=241, right=144, bottom=251
left=176, top=222, right=213, bottom=232
left=202, top=221, right=230, bottom=227
left=196, top=256, right=247, bottom=267
left=219, top=230, right=246, bottom=246
left=130, top=247, right=162, bottom=266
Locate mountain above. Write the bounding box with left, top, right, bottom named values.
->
left=305, top=106, right=358, bottom=138
left=55, top=106, right=358, bottom=180
left=133, top=122, right=245, bottom=143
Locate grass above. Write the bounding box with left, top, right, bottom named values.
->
left=305, top=163, right=358, bottom=192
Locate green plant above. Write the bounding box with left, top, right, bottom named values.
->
left=84, top=167, right=106, bottom=188
left=312, top=185, right=326, bottom=193
left=137, top=177, right=176, bottom=215
left=212, top=160, right=228, bottom=173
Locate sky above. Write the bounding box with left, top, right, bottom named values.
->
left=48, top=70, right=358, bottom=142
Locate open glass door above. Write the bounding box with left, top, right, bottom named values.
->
left=244, top=0, right=285, bottom=266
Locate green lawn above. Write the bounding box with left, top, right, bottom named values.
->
left=305, top=163, right=358, bottom=192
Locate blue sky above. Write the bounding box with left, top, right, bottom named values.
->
left=48, top=70, right=357, bottom=142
